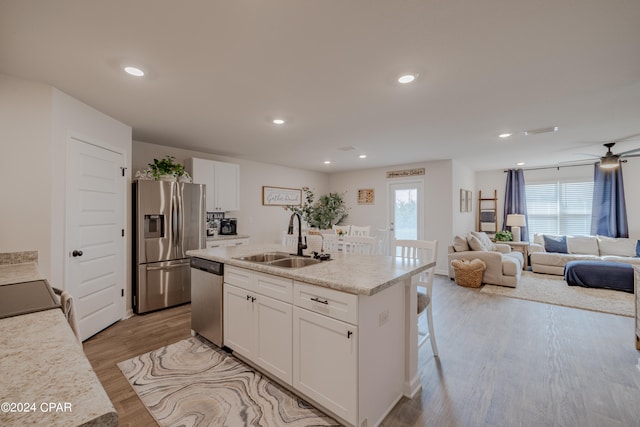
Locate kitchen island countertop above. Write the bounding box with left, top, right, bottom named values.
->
left=187, top=243, right=433, bottom=296
left=0, top=261, right=118, bottom=427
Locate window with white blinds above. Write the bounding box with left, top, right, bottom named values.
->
left=525, top=179, right=594, bottom=241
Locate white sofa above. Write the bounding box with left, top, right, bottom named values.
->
left=530, top=233, right=640, bottom=275
left=448, top=231, right=524, bottom=287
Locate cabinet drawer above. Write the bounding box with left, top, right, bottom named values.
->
left=224, top=265, right=255, bottom=292
left=294, top=281, right=358, bottom=325
left=255, top=271, right=293, bottom=303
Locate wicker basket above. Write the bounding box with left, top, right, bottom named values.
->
left=451, top=258, right=486, bottom=288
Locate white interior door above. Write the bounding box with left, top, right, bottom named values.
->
left=388, top=180, right=424, bottom=254
left=67, top=136, right=125, bottom=341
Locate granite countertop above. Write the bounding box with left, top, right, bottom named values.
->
left=0, top=262, right=43, bottom=285
left=187, top=243, right=433, bottom=296
left=0, top=262, right=118, bottom=427
left=206, top=234, right=250, bottom=242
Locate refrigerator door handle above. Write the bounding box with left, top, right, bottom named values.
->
left=146, top=262, right=190, bottom=271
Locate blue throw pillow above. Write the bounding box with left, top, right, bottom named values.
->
left=636, top=240, right=640, bottom=257
left=544, top=235, right=568, bottom=254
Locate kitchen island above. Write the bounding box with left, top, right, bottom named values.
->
left=187, top=243, right=434, bottom=427
left=0, top=256, right=118, bottom=427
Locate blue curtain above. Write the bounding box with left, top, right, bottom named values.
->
left=591, top=163, right=628, bottom=237
left=503, top=169, right=529, bottom=241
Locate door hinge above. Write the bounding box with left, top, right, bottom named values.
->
left=121, top=289, right=124, bottom=297
left=120, top=166, right=127, bottom=177
left=121, top=229, right=125, bottom=237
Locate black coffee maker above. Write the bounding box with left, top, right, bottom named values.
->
left=219, top=218, right=237, bottom=235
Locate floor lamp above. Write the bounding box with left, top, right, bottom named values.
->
left=506, top=214, right=526, bottom=242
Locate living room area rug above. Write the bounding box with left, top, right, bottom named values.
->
left=118, top=337, right=339, bottom=427
left=480, top=271, right=634, bottom=317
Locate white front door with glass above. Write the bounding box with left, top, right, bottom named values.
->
left=388, top=180, right=424, bottom=254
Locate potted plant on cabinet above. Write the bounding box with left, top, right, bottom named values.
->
left=135, top=156, right=192, bottom=182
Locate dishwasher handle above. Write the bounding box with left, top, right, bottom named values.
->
left=190, top=257, right=224, bottom=275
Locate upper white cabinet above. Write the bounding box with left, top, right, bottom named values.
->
left=185, top=157, right=239, bottom=212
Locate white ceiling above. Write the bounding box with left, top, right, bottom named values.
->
left=2, top=0, right=640, bottom=172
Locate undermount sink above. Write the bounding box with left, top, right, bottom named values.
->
left=269, top=257, right=321, bottom=268
left=235, top=252, right=291, bottom=263
left=233, top=252, right=325, bottom=268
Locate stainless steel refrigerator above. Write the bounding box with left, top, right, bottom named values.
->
left=133, top=180, right=205, bottom=314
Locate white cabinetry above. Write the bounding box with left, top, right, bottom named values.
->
left=293, top=306, right=357, bottom=424
left=223, top=266, right=293, bottom=384
left=223, top=266, right=404, bottom=427
left=206, top=237, right=249, bottom=249
left=186, top=157, right=239, bottom=212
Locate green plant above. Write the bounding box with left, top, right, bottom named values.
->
left=286, top=187, right=349, bottom=229
left=147, top=156, right=188, bottom=180
left=495, top=230, right=513, bottom=241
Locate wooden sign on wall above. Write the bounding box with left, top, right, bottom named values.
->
left=386, top=168, right=425, bottom=178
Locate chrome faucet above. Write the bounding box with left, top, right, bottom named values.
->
left=288, top=213, right=307, bottom=256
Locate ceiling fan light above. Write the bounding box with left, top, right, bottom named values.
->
left=600, top=156, right=619, bottom=168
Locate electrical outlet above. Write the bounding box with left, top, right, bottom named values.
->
left=378, top=309, right=389, bottom=326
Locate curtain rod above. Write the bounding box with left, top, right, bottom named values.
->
left=503, top=159, right=627, bottom=173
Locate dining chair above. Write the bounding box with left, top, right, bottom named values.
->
left=282, top=230, right=299, bottom=252
left=394, top=239, right=439, bottom=357
left=349, top=225, right=371, bottom=236
left=321, top=233, right=340, bottom=254
left=375, top=228, right=390, bottom=255
left=343, top=235, right=377, bottom=255
left=305, top=232, right=324, bottom=254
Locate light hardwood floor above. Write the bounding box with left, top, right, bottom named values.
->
left=84, top=276, right=640, bottom=426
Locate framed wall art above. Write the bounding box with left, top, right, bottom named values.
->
left=262, top=186, right=302, bottom=206
left=357, top=188, right=375, bottom=204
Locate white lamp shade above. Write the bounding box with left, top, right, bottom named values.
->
left=506, top=214, right=526, bottom=227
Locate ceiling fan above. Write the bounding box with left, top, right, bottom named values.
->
left=571, top=133, right=640, bottom=169
left=598, top=141, right=640, bottom=169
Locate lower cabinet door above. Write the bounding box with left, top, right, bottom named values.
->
left=293, top=307, right=357, bottom=425
left=223, top=283, right=256, bottom=357
left=254, top=295, right=293, bottom=384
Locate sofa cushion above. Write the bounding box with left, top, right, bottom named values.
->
left=567, top=235, right=599, bottom=255
left=533, top=233, right=546, bottom=246
left=470, top=231, right=496, bottom=251
left=467, top=234, right=487, bottom=251
left=543, top=234, right=568, bottom=253
left=530, top=252, right=600, bottom=268
left=452, top=235, right=470, bottom=252
left=502, top=257, right=520, bottom=276
left=601, top=256, right=640, bottom=265
left=596, top=235, right=636, bottom=257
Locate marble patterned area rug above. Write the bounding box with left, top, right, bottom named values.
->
left=480, top=271, right=634, bottom=317
left=118, top=337, right=339, bottom=427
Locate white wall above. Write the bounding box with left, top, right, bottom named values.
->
left=451, top=159, right=476, bottom=236
left=329, top=160, right=455, bottom=274
left=476, top=161, right=640, bottom=239
left=132, top=141, right=330, bottom=245
left=0, top=75, right=132, bottom=312
left=50, top=89, right=132, bottom=309
left=0, top=74, right=53, bottom=276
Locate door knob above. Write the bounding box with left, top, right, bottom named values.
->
left=72, top=250, right=83, bottom=257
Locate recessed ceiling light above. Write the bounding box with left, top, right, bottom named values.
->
left=398, top=74, right=416, bottom=84
left=324, top=161, right=331, bottom=164
left=499, top=133, right=513, bottom=138
left=272, top=119, right=285, bottom=125
left=517, top=162, right=525, bottom=166
left=359, top=154, right=367, bottom=159
left=124, top=66, right=144, bottom=77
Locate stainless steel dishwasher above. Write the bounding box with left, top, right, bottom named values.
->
left=190, top=257, right=224, bottom=346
